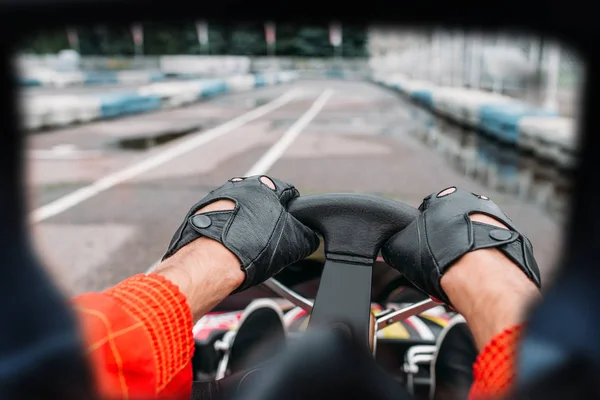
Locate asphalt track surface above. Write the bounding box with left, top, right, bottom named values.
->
left=25, top=80, right=565, bottom=297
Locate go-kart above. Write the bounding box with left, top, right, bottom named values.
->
left=190, top=193, right=461, bottom=399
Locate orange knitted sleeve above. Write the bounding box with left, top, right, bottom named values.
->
left=469, top=325, right=522, bottom=399
left=72, top=272, right=523, bottom=400
left=73, top=274, right=194, bottom=400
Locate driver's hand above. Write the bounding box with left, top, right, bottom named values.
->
left=381, top=186, right=542, bottom=306
left=162, top=175, right=320, bottom=292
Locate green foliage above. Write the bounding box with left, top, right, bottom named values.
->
left=282, top=26, right=331, bottom=56
left=228, top=23, right=266, bottom=55
left=20, top=22, right=368, bottom=58
left=21, top=29, right=69, bottom=54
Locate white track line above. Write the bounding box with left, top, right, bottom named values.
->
left=146, top=88, right=333, bottom=274
left=30, top=89, right=300, bottom=224
left=244, top=89, right=334, bottom=176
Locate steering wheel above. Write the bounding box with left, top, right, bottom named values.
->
left=263, top=193, right=437, bottom=353
left=193, top=193, right=440, bottom=399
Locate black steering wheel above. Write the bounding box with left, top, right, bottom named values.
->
left=193, top=193, right=425, bottom=399
left=284, top=193, right=419, bottom=350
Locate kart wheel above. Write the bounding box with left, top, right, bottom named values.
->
left=215, top=299, right=286, bottom=379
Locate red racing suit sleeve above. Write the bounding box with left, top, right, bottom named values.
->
left=72, top=273, right=520, bottom=400
left=469, top=325, right=521, bottom=399
left=72, top=274, right=194, bottom=400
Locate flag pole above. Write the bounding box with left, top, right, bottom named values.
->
left=265, top=22, right=276, bottom=57
left=196, top=21, right=210, bottom=55
left=66, top=27, right=80, bottom=53
left=131, top=23, right=144, bottom=57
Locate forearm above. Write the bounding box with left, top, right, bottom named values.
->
left=441, top=213, right=541, bottom=350
left=446, top=259, right=529, bottom=400
left=153, top=237, right=244, bottom=322
left=441, top=214, right=541, bottom=398
left=442, top=248, right=540, bottom=350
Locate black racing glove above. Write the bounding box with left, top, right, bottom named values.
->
left=382, top=187, right=541, bottom=305
left=162, top=175, right=320, bottom=292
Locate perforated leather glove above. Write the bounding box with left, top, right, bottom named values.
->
left=162, top=176, right=320, bottom=292
left=382, top=187, right=541, bottom=305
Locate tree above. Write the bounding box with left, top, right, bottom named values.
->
left=205, top=23, right=228, bottom=55
left=340, top=25, right=368, bottom=57
left=276, top=23, right=368, bottom=57
left=19, top=22, right=369, bottom=58
left=143, top=22, right=188, bottom=55
left=102, top=25, right=135, bottom=56
left=21, top=29, right=69, bottom=54
left=287, top=26, right=332, bottom=57
left=228, top=23, right=266, bottom=56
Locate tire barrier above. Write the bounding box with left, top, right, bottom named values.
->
left=373, top=73, right=577, bottom=216
left=22, top=72, right=299, bottom=132
left=18, top=55, right=255, bottom=87
left=373, top=74, right=575, bottom=161
left=98, top=93, right=162, bottom=119
left=19, top=71, right=87, bottom=88
left=158, top=55, right=251, bottom=77
left=22, top=95, right=102, bottom=130
left=19, top=69, right=167, bottom=88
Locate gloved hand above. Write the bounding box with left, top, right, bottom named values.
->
left=382, top=187, right=541, bottom=305
left=162, top=175, right=320, bottom=292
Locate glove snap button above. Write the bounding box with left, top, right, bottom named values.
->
left=191, top=214, right=212, bottom=229
left=489, top=229, right=512, bottom=241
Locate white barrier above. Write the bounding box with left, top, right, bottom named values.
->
left=18, top=54, right=251, bottom=80
left=277, top=71, right=300, bottom=83
left=263, top=72, right=278, bottom=85
left=52, top=71, right=86, bottom=88
left=226, top=75, right=256, bottom=92
left=22, top=95, right=101, bottom=130
left=19, top=55, right=300, bottom=87
left=20, top=67, right=85, bottom=88
left=24, top=72, right=298, bottom=131
left=400, top=79, right=436, bottom=94
left=159, top=56, right=251, bottom=76
left=375, top=73, right=577, bottom=167
left=432, top=88, right=511, bottom=128
left=21, top=69, right=165, bottom=87
left=44, top=96, right=100, bottom=127
left=115, top=71, right=162, bottom=85
left=382, top=73, right=409, bottom=88
left=138, top=81, right=205, bottom=108
left=518, top=116, right=576, bottom=168
left=21, top=98, right=47, bottom=131
left=17, top=52, right=79, bottom=72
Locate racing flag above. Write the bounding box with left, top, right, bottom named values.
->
left=196, top=20, right=209, bottom=47
left=265, top=21, right=276, bottom=56
left=131, top=23, right=144, bottom=55
left=329, top=22, right=342, bottom=47
left=265, top=22, right=276, bottom=45
left=66, top=27, right=79, bottom=50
